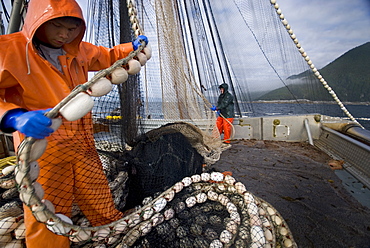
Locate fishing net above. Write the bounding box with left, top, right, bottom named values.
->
left=1, top=155, right=297, bottom=248
left=4, top=0, right=346, bottom=247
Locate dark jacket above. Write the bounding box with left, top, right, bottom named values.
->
left=217, top=83, right=234, bottom=118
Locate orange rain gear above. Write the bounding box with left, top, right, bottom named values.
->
left=216, top=116, right=234, bottom=143
left=0, top=0, right=135, bottom=247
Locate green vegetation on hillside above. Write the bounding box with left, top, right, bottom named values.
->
left=257, top=42, right=370, bottom=102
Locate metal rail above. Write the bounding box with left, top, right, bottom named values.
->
left=315, top=126, right=370, bottom=189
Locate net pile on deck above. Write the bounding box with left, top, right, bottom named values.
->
left=0, top=150, right=296, bottom=247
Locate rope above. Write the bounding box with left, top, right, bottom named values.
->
left=270, top=0, right=364, bottom=129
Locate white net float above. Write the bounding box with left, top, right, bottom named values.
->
left=92, top=227, right=111, bottom=241
left=0, top=233, right=12, bottom=243
left=31, top=199, right=55, bottom=223
left=110, top=67, right=129, bottom=85
left=136, top=52, right=148, bottom=66
left=195, top=192, right=207, bottom=203
left=18, top=138, right=47, bottom=162
left=46, top=213, right=73, bottom=235
left=19, top=182, right=44, bottom=206
left=1, top=165, right=15, bottom=176
left=143, top=43, right=152, bottom=60
left=113, top=220, right=127, bottom=233
left=181, top=176, right=192, bottom=186
left=251, top=225, right=266, bottom=245
left=152, top=198, right=167, bottom=212
left=14, top=221, right=26, bottom=239
left=31, top=206, right=49, bottom=223
left=201, top=172, right=211, bottom=181
left=69, top=228, right=92, bottom=242
left=210, top=171, right=224, bottom=182
left=15, top=161, right=40, bottom=184
left=190, top=174, right=201, bottom=183
left=3, top=239, right=23, bottom=248
left=0, top=179, right=15, bottom=190
left=151, top=213, right=164, bottom=227
left=0, top=216, right=18, bottom=235
left=207, top=190, right=218, bottom=201
left=163, top=190, right=175, bottom=202
left=59, top=92, right=94, bottom=121
left=87, top=77, right=113, bottom=97
left=210, top=239, right=223, bottom=248
left=219, top=229, right=232, bottom=243
left=50, top=117, right=62, bottom=131
left=141, top=206, right=154, bottom=220
left=126, top=59, right=141, bottom=75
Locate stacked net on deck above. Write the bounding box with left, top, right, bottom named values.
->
left=1, top=156, right=297, bottom=248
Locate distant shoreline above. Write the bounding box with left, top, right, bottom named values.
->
left=250, top=100, right=370, bottom=105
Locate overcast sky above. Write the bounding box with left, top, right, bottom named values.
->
left=274, top=0, right=370, bottom=68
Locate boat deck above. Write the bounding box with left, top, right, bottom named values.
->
left=213, top=139, right=370, bottom=248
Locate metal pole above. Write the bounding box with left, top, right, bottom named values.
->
left=304, top=118, right=314, bottom=146
left=0, top=11, right=5, bottom=35
left=7, top=0, right=23, bottom=34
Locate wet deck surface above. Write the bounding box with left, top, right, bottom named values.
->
left=213, top=140, right=370, bottom=248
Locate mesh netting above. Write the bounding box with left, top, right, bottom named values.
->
left=1, top=156, right=297, bottom=248
left=0, top=0, right=319, bottom=247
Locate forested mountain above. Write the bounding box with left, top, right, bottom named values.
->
left=257, top=42, right=370, bottom=102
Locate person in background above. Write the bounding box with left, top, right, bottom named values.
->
left=0, top=0, right=148, bottom=247
left=211, top=83, right=235, bottom=144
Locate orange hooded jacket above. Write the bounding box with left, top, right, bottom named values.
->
left=0, top=0, right=134, bottom=247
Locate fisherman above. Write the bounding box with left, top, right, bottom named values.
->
left=0, top=0, right=148, bottom=247
left=211, top=83, right=235, bottom=144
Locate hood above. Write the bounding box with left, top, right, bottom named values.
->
left=219, top=83, right=229, bottom=92
left=21, top=0, right=86, bottom=55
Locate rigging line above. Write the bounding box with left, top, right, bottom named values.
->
left=0, top=0, right=10, bottom=21
left=204, top=0, right=242, bottom=117
left=193, top=0, right=223, bottom=87
left=190, top=0, right=218, bottom=94
left=197, top=0, right=225, bottom=93
left=108, top=0, right=115, bottom=46
left=136, top=0, right=151, bottom=118
left=232, top=0, right=305, bottom=109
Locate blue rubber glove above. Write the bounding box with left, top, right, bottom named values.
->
left=1, top=109, right=53, bottom=139
left=132, top=35, right=148, bottom=50
left=211, top=105, right=217, bottom=111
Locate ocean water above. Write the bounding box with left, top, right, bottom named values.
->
left=94, top=101, right=370, bottom=130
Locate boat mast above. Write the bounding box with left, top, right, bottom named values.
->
left=0, top=11, right=4, bottom=35
left=118, top=0, right=141, bottom=145
left=6, top=0, right=24, bottom=34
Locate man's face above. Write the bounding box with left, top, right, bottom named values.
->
left=35, top=18, right=81, bottom=48
left=220, top=88, right=225, bottom=94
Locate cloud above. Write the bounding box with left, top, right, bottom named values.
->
left=278, top=0, right=370, bottom=68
